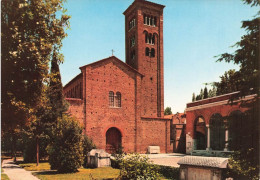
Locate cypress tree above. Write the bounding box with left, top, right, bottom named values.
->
left=192, top=93, right=196, bottom=102
left=203, top=87, right=208, bottom=99
left=48, top=48, right=67, bottom=123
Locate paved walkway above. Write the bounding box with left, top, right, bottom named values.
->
left=2, top=159, right=39, bottom=180
left=143, top=153, right=186, bottom=167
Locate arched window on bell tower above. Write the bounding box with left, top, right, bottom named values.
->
left=145, top=47, right=150, bottom=56
left=151, top=48, right=155, bottom=57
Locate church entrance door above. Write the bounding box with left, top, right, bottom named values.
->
left=106, top=127, right=122, bottom=154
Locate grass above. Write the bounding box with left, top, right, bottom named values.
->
left=18, top=162, right=50, bottom=171
left=1, top=169, right=10, bottom=180
left=17, top=162, right=120, bottom=180
left=33, top=167, right=120, bottom=180
left=17, top=162, right=173, bottom=180
left=1, top=173, right=10, bottom=180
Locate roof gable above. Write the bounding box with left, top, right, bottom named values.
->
left=79, top=56, right=143, bottom=77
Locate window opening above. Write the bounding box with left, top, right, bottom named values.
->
left=109, top=91, right=114, bottom=107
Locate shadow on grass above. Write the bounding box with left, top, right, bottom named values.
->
left=33, top=171, right=58, bottom=175
left=33, top=171, right=121, bottom=180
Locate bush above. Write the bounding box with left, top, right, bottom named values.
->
left=155, top=165, right=179, bottom=180
left=82, top=135, right=96, bottom=168
left=118, top=153, right=159, bottom=180
left=47, top=115, right=84, bottom=173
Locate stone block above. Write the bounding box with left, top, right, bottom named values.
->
left=87, top=149, right=111, bottom=168
left=148, top=146, right=160, bottom=154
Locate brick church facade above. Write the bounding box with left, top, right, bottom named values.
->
left=63, top=0, right=173, bottom=153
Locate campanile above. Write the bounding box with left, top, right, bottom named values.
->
left=123, top=0, right=165, bottom=117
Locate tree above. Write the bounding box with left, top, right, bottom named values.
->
left=199, top=88, right=204, bottom=99
left=48, top=48, right=68, bottom=123
left=203, top=87, right=208, bottom=99
left=215, top=0, right=259, bottom=96
left=214, top=69, right=242, bottom=96
left=195, top=95, right=201, bottom=101
left=164, top=107, right=172, bottom=115
left=192, top=93, right=196, bottom=102
left=47, top=115, right=84, bottom=173
left=214, top=0, right=259, bottom=178
left=1, top=0, right=70, bottom=161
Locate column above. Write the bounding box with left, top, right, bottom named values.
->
left=224, top=128, right=229, bottom=151
left=206, top=125, right=211, bottom=151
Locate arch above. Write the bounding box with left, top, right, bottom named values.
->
left=152, top=34, right=155, bottom=44
left=228, top=110, right=244, bottom=150
left=149, top=33, right=152, bottom=44
left=145, top=32, right=148, bottom=43
left=115, top=92, right=121, bottom=107
left=109, top=91, right=114, bottom=107
left=194, top=116, right=206, bottom=150
left=209, top=113, right=225, bottom=150
left=151, top=48, right=155, bottom=57
left=145, top=47, right=150, bottom=56
left=106, top=127, right=122, bottom=154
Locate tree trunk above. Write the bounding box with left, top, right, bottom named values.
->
left=12, top=131, right=17, bottom=162
left=36, top=137, right=39, bottom=166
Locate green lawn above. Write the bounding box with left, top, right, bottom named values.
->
left=33, top=167, right=120, bottom=180
left=17, top=162, right=172, bottom=180
left=18, top=162, right=51, bottom=171
left=1, top=173, right=10, bottom=180
left=17, top=162, right=120, bottom=180
left=1, top=169, right=10, bottom=180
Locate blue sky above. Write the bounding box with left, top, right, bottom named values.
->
left=60, top=0, right=258, bottom=113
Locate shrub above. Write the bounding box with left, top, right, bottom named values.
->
left=155, top=165, right=179, bottom=180
left=47, top=115, right=84, bottom=173
left=82, top=135, right=96, bottom=168
left=118, top=153, right=159, bottom=180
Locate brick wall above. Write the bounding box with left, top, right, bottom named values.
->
left=137, top=117, right=172, bottom=153
left=65, top=98, right=84, bottom=126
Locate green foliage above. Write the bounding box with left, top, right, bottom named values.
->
left=214, top=69, right=241, bottom=96
left=117, top=153, right=159, bottom=180
left=82, top=135, right=96, bottom=168
left=47, top=115, right=84, bottom=173
left=1, top=0, right=70, bottom=158
left=192, top=93, right=196, bottom=102
left=154, top=165, right=179, bottom=180
left=111, top=156, right=179, bottom=180
left=22, top=135, right=49, bottom=163
left=226, top=101, right=259, bottom=180
left=47, top=48, right=68, bottom=126
left=203, top=87, right=208, bottom=99
left=164, top=107, right=172, bottom=115
left=215, top=1, right=259, bottom=96
left=212, top=0, right=259, bottom=178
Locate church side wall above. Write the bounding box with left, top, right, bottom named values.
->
left=83, top=60, right=139, bottom=153
left=65, top=98, right=84, bottom=127
left=138, top=118, right=172, bottom=153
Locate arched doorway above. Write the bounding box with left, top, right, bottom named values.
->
left=194, top=117, right=206, bottom=150
left=106, top=127, right=122, bottom=154
left=228, top=110, right=244, bottom=151
left=210, top=113, right=225, bottom=150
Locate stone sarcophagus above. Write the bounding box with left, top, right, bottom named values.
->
left=148, top=146, right=160, bottom=154
left=178, top=156, right=229, bottom=180
left=87, top=149, right=111, bottom=168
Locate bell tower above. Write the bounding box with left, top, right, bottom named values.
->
left=124, top=0, right=165, bottom=117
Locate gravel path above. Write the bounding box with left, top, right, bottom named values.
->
left=2, top=159, right=39, bottom=180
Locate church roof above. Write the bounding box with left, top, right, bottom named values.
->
left=63, top=73, right=82, bottom=89
left=79, top=56, right=144, bottom=77
left=123, top=0, right=165, bottom=15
